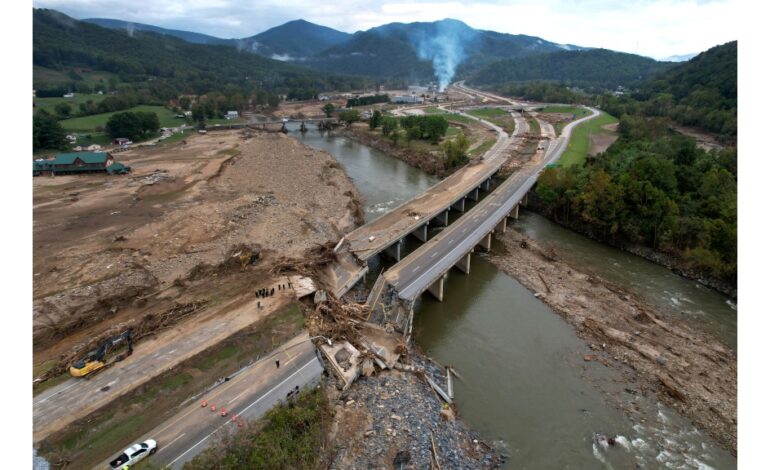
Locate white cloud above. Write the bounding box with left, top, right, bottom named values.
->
left=32, top=0, right=739, bottom=58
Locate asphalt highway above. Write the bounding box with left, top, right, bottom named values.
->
left=385, top=103, right=600, bottom=300
left=93, top=333, right=324, bottom=469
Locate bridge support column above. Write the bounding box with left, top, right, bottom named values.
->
left=451, top=198, right=465, bottom=213
left=495, top=217, right=507, bottom=234
left=509, top=204, right=519, bottom=220
left=427, top=273, right=448, bottom=301
left=466, top=187, right=479, bottom=201
left=384, top=238, right=405, bottom=261
left=454, top=252, right=471, bottom=274
left=480, top=178, right=491, bottom=192
left=476, top=232, right=492, bottom=252
left=521, top=193, right=528, bottom=207
left=411, top=223, right=428, bottom=242
left=431, top=210, right=449, bottom=227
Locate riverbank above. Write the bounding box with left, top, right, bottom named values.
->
left=336, top=125, right=450, bottom=177
left=488, top=227, right=737, bottom=454
left=528, top=198, right=736, bottom=298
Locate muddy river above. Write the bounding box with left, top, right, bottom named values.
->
left=289, top=125, right=737, bottom=468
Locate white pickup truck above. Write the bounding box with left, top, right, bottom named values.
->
left=108, top=439, right=157, bottom=468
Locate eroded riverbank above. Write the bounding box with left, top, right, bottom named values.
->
left=488, top=226, right=737, bottom=455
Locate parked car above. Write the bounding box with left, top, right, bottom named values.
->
left=109, top=439, right=157, bottom=468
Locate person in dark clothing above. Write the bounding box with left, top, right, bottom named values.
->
left=275, top=360, right=280, bottom=368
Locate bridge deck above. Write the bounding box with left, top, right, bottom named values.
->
left=344, top=111, right=524, bottom=261
left=383, top=107, right=600, bottom=302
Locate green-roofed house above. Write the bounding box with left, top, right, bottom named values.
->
left=33, top=152, right=131, bottom=176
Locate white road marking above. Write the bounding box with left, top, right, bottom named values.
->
left=167, top=358, right=318, bottom=468
left=35, top=381, right=79, bottom=405
left=160, top=432, right=187, bottom=451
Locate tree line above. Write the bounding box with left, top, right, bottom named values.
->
left=346, top=94, right=390, bottom=107
left=535, top=114, right=736, bottom=284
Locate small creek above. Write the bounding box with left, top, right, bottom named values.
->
left=288, top=125, right=736, bottom=468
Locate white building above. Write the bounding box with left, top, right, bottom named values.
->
left=225, top=110, right=239, bottom=120
left=63, top=92, right=74, bottom=98
left=392, top=95, right=424, bottom=104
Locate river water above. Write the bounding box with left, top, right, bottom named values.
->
left=289, top=125, right=737, bottom=469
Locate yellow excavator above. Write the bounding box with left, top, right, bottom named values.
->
left=69, top=329, right=133, bottom=378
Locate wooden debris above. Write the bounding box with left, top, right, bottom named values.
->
left=430, top=432, right=443, bottom=470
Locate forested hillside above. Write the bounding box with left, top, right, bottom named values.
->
left=599, top=41, right=737, bottom=139
left=535, top=115, right=736, bottom=288
left=467, top=49, right=674, bottom=91
left=33, top=9, right=367, bottom=98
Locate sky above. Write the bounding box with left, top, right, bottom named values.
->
left=32, top=0, right=738, bottom=59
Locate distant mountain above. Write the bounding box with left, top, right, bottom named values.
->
left=238, top=19, right=351, bottom=60
left=33, top=9, right=364, bottom=94
left=661, top=52, right=698, bottom=62
left=83, top=18, right=229, bottom=45
left=301, top=18, right=588, bottom=85
left=467, top=48, right=675, bottom=90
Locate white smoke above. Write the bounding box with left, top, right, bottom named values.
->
left=413, top=21, right=476, bottom=91
left=125, top=23, right=135, bottom=38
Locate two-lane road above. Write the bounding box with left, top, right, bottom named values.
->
left=94, top=333, right=324, bottom=469
left=384, top=105, right=600, bottom=301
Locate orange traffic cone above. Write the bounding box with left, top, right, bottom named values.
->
left=210, top=405, right=216, bottom=412
left=201, top=400, right=207, bottom=407
left=220, top=408, right=228, bottom=417
left=231, top=414, right=238, bottom=422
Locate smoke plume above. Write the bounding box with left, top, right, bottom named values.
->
left=414, top=20, right=476, bottom=91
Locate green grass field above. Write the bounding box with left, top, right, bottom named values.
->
left=470, top=138, right=496, bottom=157
left=528, top=117, right=541, bottom=136
left=34, top=66, right=119, bottom=88
left=34, top=93, right=107, bottom=115
left=60, top=105, right=182, bottom=132
left=445, top=126, right=462, bottom=137
left=445, top=113, right=475, bottom=125
left=467, top=108, right=509, bottom=119
left=423, top=106, right=444, bottom=114
left=542, top=106, right=590, bottom=117
left=558, top=111, right=619, bottom=167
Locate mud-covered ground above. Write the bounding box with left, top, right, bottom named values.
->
left=33, top=129, right=362, bottom=370
left=488, top=229, right=737, bottom=455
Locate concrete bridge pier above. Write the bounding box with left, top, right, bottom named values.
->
left=476, top=232, right=492, bottom=252
left=521, top=193, right=529, bottom=207
left=427, top=273, right=448, bottom=301
left=384, top=238, right=405, bottom=261
left=454, top=251, right=471, bottom=274
left=466, top=187, right=479, bottom=201
left=431, top=210, right=449, bottom=227
left=451, top=197, right=466, bottom=213
left=411, top=223, right=428, bottom=242
left=509, top=204, right=519, bottom=220
left=480, top=178, right=492, bottom=192
left=494, top=217, right=507, bottom=234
